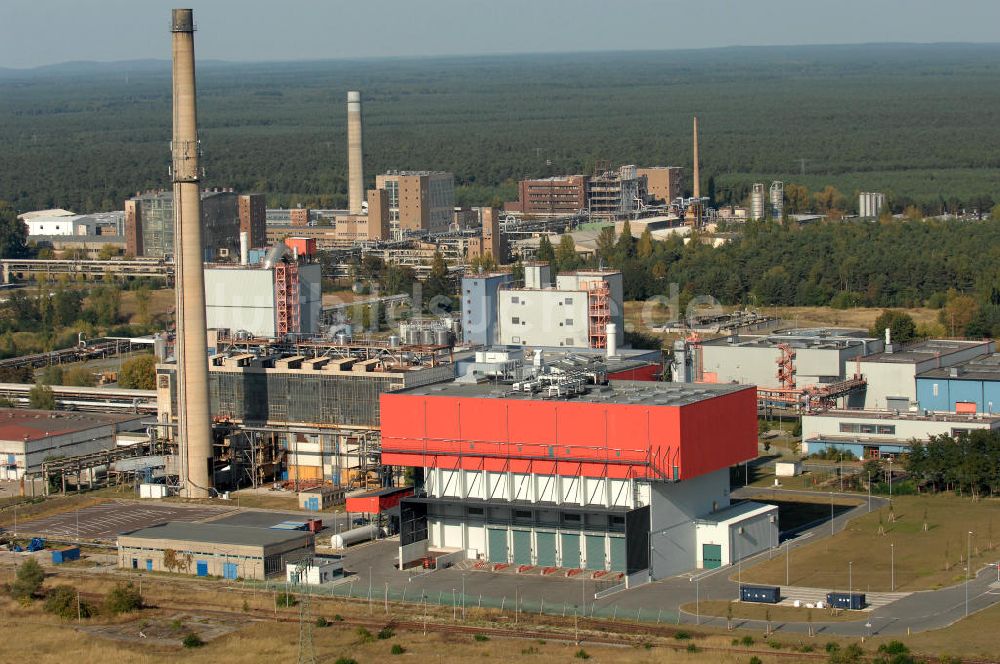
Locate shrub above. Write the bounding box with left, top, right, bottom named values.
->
left=749, top=657, right=763, bottom=664
left=170, top=618, right=185, bottom=631
left=356, top=627, right=374, bottom=643
left=574, top=649, right=590, bottom=660
left=275, top=592, right=298, bottom=608
left=741, top=636, right=755, bottom=646
left=826, top=642, right=840, bottom=653
left=377, top=627, right=394, bottom=640
left=686, top=643, right=699, bottom=652
left=769, top=640, right=783, bottom=648
left=333, top=614, right=344, bottom=621
left=674, top=630, right=691, bottom=640
left=473, top=633, right=489, bottom=642
left=315, top=616, right=330, bottom=627
left=104, top=581, right=142, bottom=615
left=878, top=641, right=910, bottom=655
left=335, top=659, right=358, bottom=664
left=182, top=632, right=204, bottom=648
left=44, top=585, right=91, bottom=619
left=391, top=644, right=406, bottom=655
left=10, top=558, right=45, bottom=600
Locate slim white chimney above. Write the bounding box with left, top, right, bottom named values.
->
left=606, top=323, right=618, bottom=358
left=239, top=232, right=249, bottom=265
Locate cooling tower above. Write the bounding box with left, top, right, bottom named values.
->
left=347, top=91, right=364, bottom=214
left=171, top=8, right=212, bottom=498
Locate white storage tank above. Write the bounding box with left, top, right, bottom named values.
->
left=330, top=524, right=379, bottom=549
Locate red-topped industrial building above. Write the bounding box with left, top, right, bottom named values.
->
left=381, top=379, right=777, bottom=583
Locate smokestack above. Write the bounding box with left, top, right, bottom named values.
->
left=347, top=91, right=364, bottom=214
left=692, top=116, right=700, bottom=200
left=239, top=232, right=249, bottom=266
left=171, top=8, right=213, bottom=498
left=606, top=323, right=618, bottom=359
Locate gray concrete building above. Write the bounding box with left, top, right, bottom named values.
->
left=461, top=271, right=514, bottom=347
left=117, top=521, right=314, bottom=580
left=204, top=263, right=322, bottom=338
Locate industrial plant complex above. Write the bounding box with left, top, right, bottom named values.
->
left=0, top=8, right=998, bottom=661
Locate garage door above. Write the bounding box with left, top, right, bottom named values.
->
left=608, top=536, right=625, bottom=572
left=561, top=533, right=581, bottom=569
left=487, top=527, right=508, bottom=564
left=584, top=534, right=606, bottom=571
left=702, top=543, right=722, bottom=569
left=536, top=531, right=557, bottom=567
left=512, top=529, right=532, bottom=566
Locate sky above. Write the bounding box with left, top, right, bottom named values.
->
left=3, top=0, right=1000, bottom=69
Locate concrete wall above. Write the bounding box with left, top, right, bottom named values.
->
left=858, top=362, right=918, bottom=410
left=117, top=535, right=312, bottom=580
left=695, top=505, right=777, bottom=568
left=298, top=264, right=322, bottom=335
left=205, top=268, right=276, bottom=338
left=498, top=289, right=590, bottom=347
left=917, top=376, right=1000, bottom=414
left=648, top=468, right=729, bottom=580
left=461, top=274, right=512, bottom=346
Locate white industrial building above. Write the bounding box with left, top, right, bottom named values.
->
left=20, top=209, right=98, bottom=237
left=858, top=192, right=887, bottom=218
left=285, top=557, right=344, bottom=586
left=857, top=339, right=994, bottom=411
left=204, top=263, right=321, bottom=338
left=696, top=329, right=880, bottom=391
left=497, top=265, right=624, bottom=349
left=695, top=502, right=779, bottom=569
left=0, top=410, right=145, bottom=480
left=801, top=409, right=1000, bottom=458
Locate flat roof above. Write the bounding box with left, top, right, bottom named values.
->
left=861, top=339, right=991, bottom=364
left=804, top=409, right=1000, bottom=424
left=697, top=501, right=777, bottom=526
left=0, top=409, right=139, bottom=442
left=702, top=328, right=874, bottom=349
left=119, top=521, right=312, bottom=547
left=917, top=352, right=1000, bottom=381
left=396, top=379, right=748, bottom=407
left=351, top=486, right=413, bottom=498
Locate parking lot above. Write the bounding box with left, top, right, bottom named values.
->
left=13, top=501, right=234, bottom=541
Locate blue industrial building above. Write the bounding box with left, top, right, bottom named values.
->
left=461, top=272, right=513, bottom=346
left=916, top=353, right=1000, bottom=414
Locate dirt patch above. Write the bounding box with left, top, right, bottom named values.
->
left=81, top=612, right=250, bottom=647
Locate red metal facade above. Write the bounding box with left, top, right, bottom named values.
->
left=606, top=363, right=661, bottom=382
left=345, top=487, right=414, bottom=514
left=380, top=387, right=756, bottom=481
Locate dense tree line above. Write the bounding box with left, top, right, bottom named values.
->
left=4, top=45, right=1000, bottom=215
left=907, top=431, right=1000, bottom=498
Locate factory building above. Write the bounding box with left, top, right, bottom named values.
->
left=155, top=338, right=456, bottom=487
left=858, top=339, right=994, bottom=411
left=587, top=165, right=646, bottom=220
left=124, top=189, right=243, bottom=260
left=461, top=271, right=514, bottom=347
left=118, top=522, right=314, bottom=580
left=382, top=380, right=776, bottom=580
left=376, top=171, right=455, bottom=236
left=204, top=261, right=322, bottom=338
left=507, top=175, right=590, bottom=216
left=637, top=167, right=684, bottom=205
left=916, top=353, right=1000, bottom=414
left=0, top=410, right=145, bottom=480
left=238, top=193, right=267, bottom=249
left=859, top=192, right=886, bottom=219
left=496, top=265, right=624, bottom=350
left=800, top=410, right=1000, bottom=459
left=21, top=210, right=97, bottom=237
left=690, top=329, right=880, bottom=401
left=333, top=189, right=391, bottom=242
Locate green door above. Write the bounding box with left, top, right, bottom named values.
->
left=512, top=529, right=532, bottom=566
left=536, top=531, right=557, bottom=567
left=584, top=534, right=606, bottom=571
left=488, top=527, right=508, bottom=564
left=561, top=533, right=581, bottom=568
left=608, top=536, right=626, bottom=572
left=702, top=543, right=722, bottom=569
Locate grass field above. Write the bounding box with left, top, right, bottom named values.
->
left=740, top=494, right=1000, bottom=591
left=680, top=600, right=860, bottom=624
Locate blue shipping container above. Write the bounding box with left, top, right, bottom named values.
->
left=826, top=592, right=865, bottom=610
left=51, top=547, right=81, bottom=564
left=740, top=584, right=781, bottom=604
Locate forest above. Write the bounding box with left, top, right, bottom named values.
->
left=3, top=44, right=1000, bottom=214
left=907, top=431, right=1000, bottom=498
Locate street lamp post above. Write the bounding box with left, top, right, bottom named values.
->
left=830, top=492, right=835, bottom=537
left=785, top=539, right=790, bottom=587
left=890, top=543, right=895, bottom=592
left=966, top=530, right=973, bottom=617
left=867, top=472, right=872, bottom=513
left=696, top=574, right=700, bottom=625
left=849, top=561, right=853, bottom=596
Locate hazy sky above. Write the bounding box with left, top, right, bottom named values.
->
left=3, top=0, right=1000, bottom=69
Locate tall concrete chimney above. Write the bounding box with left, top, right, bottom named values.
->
left=692, top=116, right=700, bottom=200
left=171, top=8, right=212, bottom=498
left=347, top=91, right=364, bottom=214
